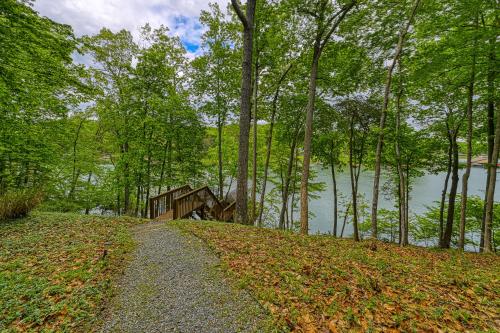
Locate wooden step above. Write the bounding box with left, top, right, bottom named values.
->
left=155, top=210, right=174, bottom=222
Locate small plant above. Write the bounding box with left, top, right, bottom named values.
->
left=0, top=190, right=43, bottom=221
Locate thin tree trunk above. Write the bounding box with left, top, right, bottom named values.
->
left=349, top=118, right=360, bottom=241
left=123, top=141, right=130, bottom=214
left=441, top=130, right=460, bottom=248
left=257, top=64, right=292, bottom=227
left=300, top=42, right=320, bottom=235
left=481, top=28, right=497, bottom=250
left=395, top=85, right=408, bottom=246
left=290, top=147, right=299, bottom=230
left=329, top=142, right=338, bottom=237
left=459, top=22, right=478, bottom=249
left=439, top=122, right=453, bottom=243
left=340, top=202, right=351, bottom=238
left=158, top=141, right=169, bottom=195
left=232, top=0, right=256, bottom=225
left=279, top=127, right=299, bottom=229
left=85, top=172, right=92, bottom=215
left=299, top=4, right=354, bottom=235
left=251, top=51, right=259, bottom=224
left=69, top=118, right=85, bottom=199
left=371, top=0, right=420, bottom=238
left=483, top=103, right=500, bottom=253
left=217, top=112, right=224, bottom=200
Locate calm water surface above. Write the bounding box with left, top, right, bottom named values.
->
left=308, top=166, right=500, bottom=235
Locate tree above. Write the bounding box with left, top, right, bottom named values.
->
left=231, top=0, right=257, bottom=225
left=298, top=0, right=356, bottom=235
left=370, top=0, right=420, bottom=239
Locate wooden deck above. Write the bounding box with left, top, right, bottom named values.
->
left=149, top=185, right=235, bottom=222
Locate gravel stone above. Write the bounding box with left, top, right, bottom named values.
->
left=100, top=222, right=265, bottom=333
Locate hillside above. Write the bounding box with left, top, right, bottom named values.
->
left=174, top=221, right=500, bottom=332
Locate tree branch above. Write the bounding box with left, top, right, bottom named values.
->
left=231, top=0, right=249, bottom=30
left=320, top=1, right=356, bottom=51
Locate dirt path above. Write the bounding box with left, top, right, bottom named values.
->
left=100, top=222, right=265, bottom=333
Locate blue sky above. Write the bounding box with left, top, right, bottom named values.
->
left=33, top=0, right=230, bottom=58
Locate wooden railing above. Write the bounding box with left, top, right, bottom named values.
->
left=149, top=185, right=192, bottom=219
left=150, top=184, right=235, bottom=222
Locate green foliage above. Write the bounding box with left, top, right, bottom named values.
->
left=413, top=196, right=500, bottom=251
left=0, top=190, right=42, bottom=221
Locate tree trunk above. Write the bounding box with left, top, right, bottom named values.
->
left=258, top=64, right=292, bottom=227
left=329, top=141, right=338, bottom=237
left=459, top=25, right=477, bottom=249
left=394, top=86, right=408, bottom=246
left=232, top=0, right=256, bottom=225
left=441, top=130, right=459, bottom=248
left=69, top=118, right=84, bottom=200
left=371, top=0, right=420, bottom=238
left=483, top=103, right=500, bottom=253
left=217, top=112, right=224, bottom=200
left=481, top=29, right=497, bottom=251
left=279, top=127, right=299, bottom=229
left=123, top=141, right=130, bottom=214
left=300, top=43, right=320, bottom=235
left=349, top=118, right=360, bottom=241
left=251, top=51, right=259, bottom=225
left=439, top=123, right=453, bottom=243
left=85, top=172, right=92, bottom=215
left=158, top=141, right=169, bottom=195
left=340, top=202, right=351, bottom=238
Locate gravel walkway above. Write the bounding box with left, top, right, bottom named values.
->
left=100, top=222, right=265, bottom=333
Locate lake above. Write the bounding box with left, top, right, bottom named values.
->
left=308, top=166, right=500, bottom=235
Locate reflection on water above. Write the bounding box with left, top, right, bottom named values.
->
left=309, top=166, right=500, bottom=236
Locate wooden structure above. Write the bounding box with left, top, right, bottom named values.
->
left=149, top=185, right=235, bottom=222
left=471, top=156, right=500, bottom=168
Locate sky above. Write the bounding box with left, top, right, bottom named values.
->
left=33, top=0, right=230, bottom=58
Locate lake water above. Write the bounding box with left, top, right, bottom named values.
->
left=308, top=166, right=500, bottom=235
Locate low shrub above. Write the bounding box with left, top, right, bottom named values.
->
left=0, top=190, right=43, bottom=221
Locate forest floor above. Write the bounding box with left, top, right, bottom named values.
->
left=0, top=212, right=145, bottom=331
left=2, top=213, right=498, bottom=332
left=174, top=220, right=500, bottom=333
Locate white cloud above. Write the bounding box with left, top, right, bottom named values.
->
left=33, top=0, right=230, bottom=58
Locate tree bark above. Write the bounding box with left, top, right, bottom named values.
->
left=279, top=126, right=300, bottom=229
left=481, top=29, right=497, bottom=250
left=394, top=85, right=408, bottom=246
left=371, top=0, right=420, bottom=238
left=251, top=50, right=259, bottom=224
left=217, top=112, right=224, bottom=200
left=441, top=129, right=460, bottom=248
left=69, top=118, right=85, bottom=200
left=300, top=44, right=320, bottom=235
left=330, top=143, right=338, bottom=237
left=232, top=0, right=256, bottom=225
left=483, top=103, right=500, bottom=253
left=349, top=118, right=360, bottom=241
left=439, top=121, right=453, bottom=243
left=459, top=21, right=478, bottom=249
left=257, top=64, right=292, bottom=227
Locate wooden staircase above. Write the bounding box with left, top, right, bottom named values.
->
left=149, top=185, right=235, bottom=222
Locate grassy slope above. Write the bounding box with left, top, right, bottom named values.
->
left=0, top=212, right=145, bottom=332
left=174, top=221, right=500, bottom=333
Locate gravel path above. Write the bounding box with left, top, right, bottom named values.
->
left=100, top=222, right=265, bottom=333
